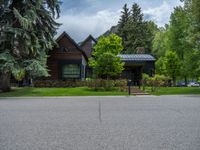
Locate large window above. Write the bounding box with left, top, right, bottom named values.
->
left=62, top=64, right=80, bottom=78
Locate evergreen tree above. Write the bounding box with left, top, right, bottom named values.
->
left=125, top=3, right=150, bottom=54
left=146, top=21, right=159, bottom=54
left=125, top=3, right=143, bottom=53
left=117, top=4, right=130, bottom=53
left=0, top=0, right=61, bottom=92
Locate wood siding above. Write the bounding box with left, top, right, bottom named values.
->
left=47, top=34, right=84, bottom=80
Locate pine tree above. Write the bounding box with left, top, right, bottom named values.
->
left=0, top=0, right=61, bottom=92
left=125, top=3, right=149, bottom=54
left=117, top=4, right=130, bottom=53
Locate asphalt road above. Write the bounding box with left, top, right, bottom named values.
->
left=0, top=96, right=200, bottom=150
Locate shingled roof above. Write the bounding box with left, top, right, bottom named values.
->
left=118, top=54, right=156, bottom=62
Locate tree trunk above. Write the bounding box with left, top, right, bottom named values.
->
left=172, top=76, right=176, bottom=87
left=0, top=72, right=11, bottom=92
left=184, top=76, right=188, bottom=86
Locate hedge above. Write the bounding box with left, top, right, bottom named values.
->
left=33, top=79, right=127, bottom=91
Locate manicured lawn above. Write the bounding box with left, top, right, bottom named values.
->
left=148, top=87, right=200, bottom=95
left=0, top=87, right=127, bottom=97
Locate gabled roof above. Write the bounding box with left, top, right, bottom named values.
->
left=56, top=32, right=88, bottom=61
left=79, top=35, right=97, bottom=47
left=118, top=54, right=156, bottom=62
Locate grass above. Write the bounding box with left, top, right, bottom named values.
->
left=146, top=87, right=200, bottom=95
left=1, top=87, right=199, bottom=97
left=0, top=87, right=127, bottom=97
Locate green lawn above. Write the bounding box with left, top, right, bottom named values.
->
left=0, top=87, right=127, bottom=97
left=148, top=87, right=200, bottom=95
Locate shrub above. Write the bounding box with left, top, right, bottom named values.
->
left=33, top=79, right=128, bottom=91
left=142, top=73, right=150, bottom=91
left=147, top=75, right=167, bottom=92
left=33, top=80, right=87, bottom=88
left=86, top=79, right=126, bottom=91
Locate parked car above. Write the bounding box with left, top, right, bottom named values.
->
left=187, top=82, right=200, bottom=87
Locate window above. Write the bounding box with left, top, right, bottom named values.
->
left=60, top=46, right=69, bottom=52
left=62, top=64, right=80, bottom=78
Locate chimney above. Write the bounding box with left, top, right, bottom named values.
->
left=136, top=47, right=145, bottom=54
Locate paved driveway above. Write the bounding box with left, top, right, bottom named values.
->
left=0, top=96, right=200, bottom=150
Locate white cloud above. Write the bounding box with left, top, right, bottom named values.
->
left=56, top=0, right=183, bottom=41
left=143, top=1, right=183, bottom=26
left=57, top=9, right=121, bottom=42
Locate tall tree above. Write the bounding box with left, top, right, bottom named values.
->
left=117, top=4, right=130, bottom=52
left=125, top=3, right=150, bottom=54
left=126, top=3, right=143, bottom=53
left=0, top=0, right=61, bottom=92
left=168, top=6, right=190, bottom=59
left=164, top=51, right=181, bottom=86
left=168, top=6, right=192, bottom=83
left=89, top=34, right=124, bottom=79
left=146, top=21, right=159, bottom=54
left=152, top=27, right=170, bottom=58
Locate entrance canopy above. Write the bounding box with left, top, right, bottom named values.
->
left=118, top=54, right=156, bottom=62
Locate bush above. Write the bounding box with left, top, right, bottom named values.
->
left=147, top=75, right=165, bottom=92
left=142, top=73, right=150, bottom=91
left=142, top=74, right=168, bottom=92
left=33, top=79, right=128, bottom=91
left=86, top=79, right=127, bottom=91
left=33, top=80, right=86, bottom=88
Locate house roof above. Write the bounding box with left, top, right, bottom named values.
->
left=79, top=35, right=97, bottom=47
left=118, top=54, right=156, bottom=62
left=56, top=32, right=88, bottom=61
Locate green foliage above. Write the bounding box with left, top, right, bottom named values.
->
left=86, top=79, right=127, bottom=91
left=155, top=57, right=167, bottom=75
left=168, top=7, right=190, bottom=59
left=142, top=73, right=167, bottom=92
left=34, top=79, right=127, bottom=92
left=164, top=51, right=181, bottom=86
left=117, top=3, right=157, bottom=54
left=141, top=73, right=150, bottom=91
left=152, top=27, right=170, bottom=58
left=89, top=34, right=124, bottom=78
left=117, top=4, right=130, bottom=50
left=153, top=1, right=200, bottom=83
left=0, top=0, right=61, bottom=90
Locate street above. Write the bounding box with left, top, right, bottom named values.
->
left=0, top=96, right=200, bottom=150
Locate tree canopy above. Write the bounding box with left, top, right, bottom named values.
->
left=153, top=0, right=200, bottom=85
left=0, top=0, right=61, bottom=91
left=89, top=34, right=124, bottom=79
left=117, top=3, right=156, bottom=54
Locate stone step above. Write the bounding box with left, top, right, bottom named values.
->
left=132, top=93, right=150, bottom=95
left=126, top=87, right=150, bottom=95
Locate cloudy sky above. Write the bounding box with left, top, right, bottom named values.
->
left=57, top=0, right=183, bottom=42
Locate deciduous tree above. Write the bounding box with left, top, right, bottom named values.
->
left=89, top=34, right=124, bottom=79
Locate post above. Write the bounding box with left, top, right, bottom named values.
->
left=128, top=80, right=132, bottom=95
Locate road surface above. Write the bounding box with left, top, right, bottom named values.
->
left=0, top=96, right=200, bottom=150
